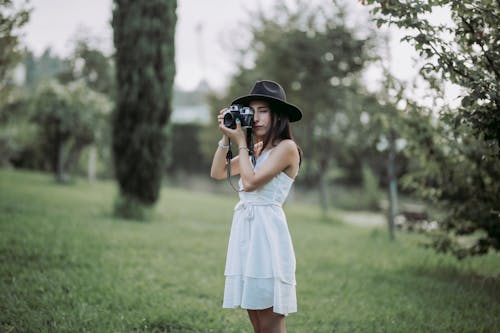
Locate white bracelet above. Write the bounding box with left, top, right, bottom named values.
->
left=239, top=146, right=249, bottom=152
left=218, top=141, right=230, bottom=149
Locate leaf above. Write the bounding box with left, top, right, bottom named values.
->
left=461, top=95, right=473, bottom=107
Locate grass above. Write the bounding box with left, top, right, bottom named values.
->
left=0, top=169, right=499, bottom=333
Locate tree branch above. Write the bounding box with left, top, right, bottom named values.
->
left=459, top=15, right=500, bottom=79
left=415, top=26, right=472, bottom=82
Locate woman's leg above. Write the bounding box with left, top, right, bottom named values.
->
left=247, top=310, right=261, bottom=333
left=256, top=307, right=286, bottom=333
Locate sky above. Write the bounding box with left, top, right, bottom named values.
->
left=15, top=0, right=449, bottom=100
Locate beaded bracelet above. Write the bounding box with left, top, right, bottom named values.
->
left=218, top=141, right=230, bottom=149
left=239, top=146, right=249, bottom=152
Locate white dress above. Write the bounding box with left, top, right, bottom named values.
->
left=222, top=149, right=297, bottom=315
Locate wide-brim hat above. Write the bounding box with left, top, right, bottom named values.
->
left=231, top=80, right=302, bottom=122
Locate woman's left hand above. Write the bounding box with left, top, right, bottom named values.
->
left=253, top=141, right=264, bottom=158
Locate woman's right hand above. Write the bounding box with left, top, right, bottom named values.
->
left=218, top=108, right=246, bottom=146
left=217, top=108, right=227, bottom=127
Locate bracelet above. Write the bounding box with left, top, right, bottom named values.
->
left=218, top=141, right=230, bottom=149
left=239, top=146, right=249, bottom=152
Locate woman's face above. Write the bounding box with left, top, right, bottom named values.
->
left=250, top=100, right=271, bottom=139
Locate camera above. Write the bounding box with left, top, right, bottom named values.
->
left=223, top=104, right=254, bottom=129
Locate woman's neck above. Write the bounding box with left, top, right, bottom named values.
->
left=257, top=139, right=280, bottom=151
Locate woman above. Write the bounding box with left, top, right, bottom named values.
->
left=210, top=80, right=302, bottom=333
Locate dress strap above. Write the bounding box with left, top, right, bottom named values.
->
left=254, top=148, right=273, bottom=169
left=259, top=148, right=273, bottom=159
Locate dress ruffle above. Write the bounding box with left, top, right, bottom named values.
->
left=223, top=275, right=297, bottom=315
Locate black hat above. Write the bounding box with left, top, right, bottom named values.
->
left=231, top=80, right=302, bottom=122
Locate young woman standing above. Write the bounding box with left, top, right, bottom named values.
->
left=210, top=80, right=302, bottom=333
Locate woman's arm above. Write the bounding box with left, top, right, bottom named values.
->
left=237, top=138, right=298, bottom=191
left=210, top=108, right=241, bottom=180
left=215, top=115, right=297, bottom=190
left=210, top=135, right=241, bottom=180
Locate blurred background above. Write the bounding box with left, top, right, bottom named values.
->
left=2, top=0, right=498, bottom=259
left=3, top=0, right=426, bottom=195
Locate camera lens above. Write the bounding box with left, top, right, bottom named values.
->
left=223, top=111, right=236, bottom=129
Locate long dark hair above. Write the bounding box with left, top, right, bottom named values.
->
left=259, top=104, right=302, bottom=165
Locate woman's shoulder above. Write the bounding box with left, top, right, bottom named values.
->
left=273, top=140, right=299, bottom=160
left=275, top=139, right=297, bottom=151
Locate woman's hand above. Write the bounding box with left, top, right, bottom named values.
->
left=253, top=141, right=264, bottom=159
left=216, top=108, right=226, bottom=127
left=217, top=108, right=246, bottom=146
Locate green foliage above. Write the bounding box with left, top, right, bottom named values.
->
left=57, top=39, right=115, bottom=98
left=58, top=39, right=116, bottom=178
left=362, top=163, right=382, bottom=211
left=0, top=14, right=115, bottom=177
left=1, top=169, right=499, bottom=332
left=113, top=192, right=153, bottom=221
left=112, top=0, right=177, bottom=213
left=23, top=49, right=69, bottom=92
left=4, top=42, right=114, bottom=178
left=362, top=0, right=500, bottom=257
left=165, top=123, right=209, bottom=175
left=0, top=0, right=30, bottom=104
left=366, top=0, right=499, bottom=144
left=401, top=108, right=500, bottom=258
left=0, top=92, right=38, bottom=167
left=31, top=80, right=112, bottom=182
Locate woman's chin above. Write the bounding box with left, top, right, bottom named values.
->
left=253, top=128, right=266, bottom=137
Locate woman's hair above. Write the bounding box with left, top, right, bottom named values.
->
left=259, top=103, right=302, bottom=165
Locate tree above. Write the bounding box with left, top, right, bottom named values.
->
left=7, top=42, right=113, bottom=177
left=31, top=81, right=112, bottom=182
left=0, top=0, right=30, bottom=104
left=58, top=39, right=115, bottom=98
left=57, top=39, right=116, bottom=180
left=362, top=0, right=500, bottom=257
left=23, top=48, right=68, bottom=92
left=112, top=0, right=177, bottom=219
left=0, top=94, right=37, bottom=168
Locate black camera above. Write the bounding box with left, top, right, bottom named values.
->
left=223, top=104, right=255, bottom=129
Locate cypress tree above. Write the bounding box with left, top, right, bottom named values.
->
left=112, top=0, right=177, bottom=219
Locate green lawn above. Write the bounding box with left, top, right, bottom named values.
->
left=1, top=169, right=499, bottom=333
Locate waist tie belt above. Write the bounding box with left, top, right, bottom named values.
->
left=234, top=201, right=282, bottom=245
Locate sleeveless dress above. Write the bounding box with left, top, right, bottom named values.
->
left=222, top=149, right=297, bottom=315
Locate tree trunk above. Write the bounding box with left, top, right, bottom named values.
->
left=387, top=133, right=398, bottom=240
left=88, top=145, right=97, bottom=182
left=55, top=139, right=66, bottom=183
left=63, top=140, right=85, bottom=177
left=319, top=171, right=330, bottom=219
left=318, top=156, right=330, bottom=220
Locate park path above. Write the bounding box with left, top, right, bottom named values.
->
left=338, top=211, right=386, bottom=227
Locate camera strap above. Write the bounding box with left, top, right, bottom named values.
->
left=247, top=128, right=256, bottom=166
left=225, top=140, right=241, bottom=192
left=225, top=129, right=256, bottom=192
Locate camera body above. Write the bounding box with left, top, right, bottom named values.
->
left=223, top=104, right=255, bottom=129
